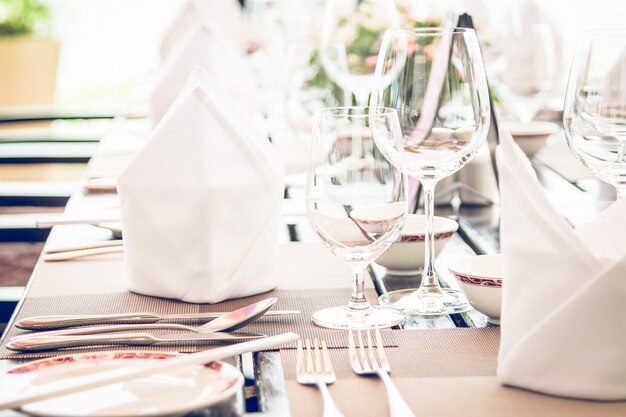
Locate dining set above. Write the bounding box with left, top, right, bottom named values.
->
left=0, top=0, right=626, bottom=416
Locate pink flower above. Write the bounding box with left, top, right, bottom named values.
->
left=365, top=55, right=378, bottom=71
left=406, top=43, right=421, bottom=55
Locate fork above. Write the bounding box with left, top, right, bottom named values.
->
left=348, top=328, right=415, bottom=417
left=296, top=338, right=345, bottom=417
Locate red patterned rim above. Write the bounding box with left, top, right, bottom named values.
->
left=8, top=351, right=178, bottom=374
left=400, top=231, right=454, bottom=242
left=453, top=273, right=502, bottom=288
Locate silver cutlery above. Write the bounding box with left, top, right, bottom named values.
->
left=0, top=332, right=300, bottom=410
left=7, top=331, right=266, bottom=352
left=348, top=328, right=415, bottom=417
left=43, top=246, right=124, bottom=261
left=296, top=338, right=344, bottom=417
left=12, top=297, right=280, bottom=339
left=16, top=305, right=299, bottom=330
left=45, top=240, right=123, bottom=254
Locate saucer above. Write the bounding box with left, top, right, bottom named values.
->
left=4, top=351, right=243, bottom=417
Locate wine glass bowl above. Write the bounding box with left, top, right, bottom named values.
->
left=563, top=30, right=626, bottom=199
left=306, top=106, right=408, bottom=329
left=370, top=28, right=491, bottom=315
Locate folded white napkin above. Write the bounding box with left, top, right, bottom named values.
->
left=118, top=78, right=285, bottom=304
left=500, top=0, right=561, bottom=94
left=160, top=0, right=244, bottom=61
left=496, top=130, right=626, bottom=400
left=603, top=50, right=626, bottom=107
left=151, top=22, right=256, bottom=124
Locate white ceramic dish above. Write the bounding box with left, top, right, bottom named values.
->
left=4, top=351, right=243, bottom=417
left=449, top=254, right=503, bottom=324
left=375, top=214, right=458, bottom=275
left=501, top=121, right=559, bottom=157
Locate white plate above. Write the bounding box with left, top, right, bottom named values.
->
left=4, top=351, right=243, bottom=417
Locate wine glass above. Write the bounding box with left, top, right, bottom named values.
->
left=498, top=21, right=557, bottom=122
left=563, top=30, right=626, bottom=200
left=370, top=28, right=491, bottom=315
left=306, top=106, right=408, bottom=329
left=319, top=0, right=401, bottom=107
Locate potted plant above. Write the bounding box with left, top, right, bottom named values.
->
left=0, top=0, right=59, bottom=108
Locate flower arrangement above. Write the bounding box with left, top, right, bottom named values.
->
left=0, top=0, right=51, bottom=37
left=305, top=1, right=442, bottom=104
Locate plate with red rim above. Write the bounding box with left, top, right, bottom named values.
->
left=4, top=351, right=244, bottom=417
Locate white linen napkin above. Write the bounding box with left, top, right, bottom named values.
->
left=160, top=0, right=244, bottom=61
left=118, top=78, right=285, bottom=304
left=500, top=0, right=561, bottom=95
left=496, top=130, right=626, bottom=400
left=151, top=22, right=256, bottom=124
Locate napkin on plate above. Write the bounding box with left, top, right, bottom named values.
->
left=118, top=75, right=285, bottom=304
left=151, top=22, right=256, bottom=124
left=160, top=0, right=244, bottom=61
left=496, top=130, right=626, bottom=400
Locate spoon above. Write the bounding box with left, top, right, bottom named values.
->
left=11, top=297, right=278, bottom=340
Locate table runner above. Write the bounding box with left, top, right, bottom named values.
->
left=280, top=327, right=500, bottom=379
left=280, top=327, right=626, bottom=416
left=0, top=288, right=397, bottom=360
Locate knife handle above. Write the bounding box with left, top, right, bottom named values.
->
left=6, top=333, right=160, bottom=352
left=16, top=313, right=164, bottom=330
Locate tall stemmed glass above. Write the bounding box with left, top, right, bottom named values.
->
left=306, top=107, right=408, bottom=329
left=370, top=28, right=491, bottom=315
left=563, top=30, right=626, bottom=199
left=319, top=0, right=400, bottom=107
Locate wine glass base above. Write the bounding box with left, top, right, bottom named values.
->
left=312, top=306, right=406, bottom=329
left=378, top=288, right=472, bottom=316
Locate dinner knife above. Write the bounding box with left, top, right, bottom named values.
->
left=16, top=310, right=300, bottom=330
left=6, top=331, right=266, bottom=352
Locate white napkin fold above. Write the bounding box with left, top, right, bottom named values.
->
left=500, top=0, right=561, bottom=94
left=118, top=76, right=285, bottom=304
left=496, top=130, right=626, bottom=400
left=160, top=0, right=244, bottom=61
left=151, top=22, right=256, bottom=124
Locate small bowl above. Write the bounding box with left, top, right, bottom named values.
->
left=375, top=214, right=458, bottom=275
left=449, top=254, right=503, bottom=324
left=502, top=121, right=559, bottom=157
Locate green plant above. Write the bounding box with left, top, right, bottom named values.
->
left=0, top=0, right=51, bottom=37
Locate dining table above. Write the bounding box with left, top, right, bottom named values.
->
left=0, top=112, right=624, bottom=417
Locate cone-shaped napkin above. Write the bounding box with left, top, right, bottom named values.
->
left=496, top=131, right=626, bottom=400
left=118, top=78, right=285, bottom=304
left=160, top=0, right=244, bottom=61
left=151, top=22, right=256, bottom=124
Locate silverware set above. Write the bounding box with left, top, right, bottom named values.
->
left=296, top=329, right=414, bottom=417
left=7, top=298, right=300, bottom=352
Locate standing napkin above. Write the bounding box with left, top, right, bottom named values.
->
left=160, top=0, right=244, bottom=61
left=118, top=77, right=285, bottom=304
left=496, top=130, right=626, bottom=400
left=151, top=22, right=256, bottom=124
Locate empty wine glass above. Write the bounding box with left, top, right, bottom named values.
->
left=370, top=28, right=491, bottom=315
left=319, top=0, right=400, bottom=107
left=306, top=107, right=408, bottom=329
left=564, top=30, right=626, bottom=199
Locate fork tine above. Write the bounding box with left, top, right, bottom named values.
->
left=366, top=329, right=379, bottom=370
left=375, top=327, right=391, bottom=373
left=321, top=340, right=335, bottom=381
left=313, top=338, right=323, bottom=374
left=296, top=339, right=305, bottom=375
left=305, top=338, right=314, bottom=373
left=348, top=329, right=361, bottom=373
left=357, top=330, right=372, bottom=372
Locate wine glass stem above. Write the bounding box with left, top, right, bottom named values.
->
left=421, top=181, right=439, bottom=290
left=348, top=266, right=370, bottom=311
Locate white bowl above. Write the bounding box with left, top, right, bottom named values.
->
left=449, top=254, right=503, bottom=324
left=375, top=214, right=458, bottom=275
left=502, top=121, right=559, bottom=157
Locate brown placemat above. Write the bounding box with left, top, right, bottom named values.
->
left=280, top=327, right=500, bottom=379
left=1, top=288, right=397, bottom=359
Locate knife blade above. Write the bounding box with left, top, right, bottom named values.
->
left=16, top=310, right=300, bottom=330
left=7, top=331, right=266, bottom=352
